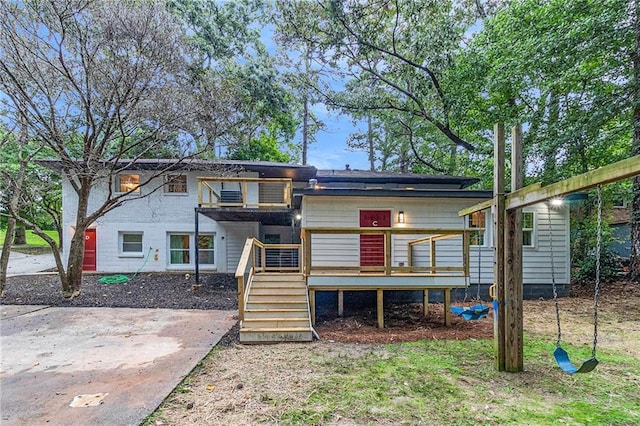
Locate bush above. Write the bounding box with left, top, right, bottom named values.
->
left=572, top=247, right=620, bottom=285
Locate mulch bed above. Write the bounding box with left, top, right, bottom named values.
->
left=1, top=272, right=238, bottom=310
left=4, top=273, right=636, bottom=345
left=315, top=302, right=493, bottom=344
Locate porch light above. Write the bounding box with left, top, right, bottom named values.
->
left=550, top=198, right=563, bottom=206
left=398, top=211, right=405, bottom=224
left=295, top=212, right=302, bottom=221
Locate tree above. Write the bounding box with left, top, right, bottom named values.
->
left=275, top=1, right=328, bottom=165
left=0, top=112, right=66, bottom=294
left=0, top=0, right=224, bottom=297
left=461, top=0, right=637, bottom=276
left=279, top=1, right=491, bottom=156
left=631, top=0, right=640, bottom=281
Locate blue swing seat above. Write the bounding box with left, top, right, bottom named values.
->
left=450, top=304, right=490, bottom=321
left=553, top=347, right=599, bottom=374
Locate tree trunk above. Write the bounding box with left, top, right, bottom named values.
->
left=631, top=0, right=640, bottom=282
left=62, top=181, right=91, bottom=298
left=14, top=226, right=26, bottom=245
left=301, top=47, right=312, bottom=165
left=0, top=217, right=16, bottom=296
left=367, top=115, right=375, bottom=171
left=302, top=91, right=309, bottom=165
left=0, top=118, right=29, bottom=294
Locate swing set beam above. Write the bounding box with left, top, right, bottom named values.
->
left=460, top=154, right=640, bottom=217
left=459, top=125, right=640, bottom=373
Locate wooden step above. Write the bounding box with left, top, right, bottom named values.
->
left=239, top=327, right=313, bottom=343
left=247, top=293, right=307, bottom=302
left=242, top=318, right=310, bottom=329
left=245, top=308, right=309, bottom=319
left=252, top=274, right=305, bottom=282
left=250, top=287, right=307, bottom=295
left=251, top=280, right=306, bottom=288
left=240, top=273, right=312, bottom=343
left=245, top=301, right=308, bottom=310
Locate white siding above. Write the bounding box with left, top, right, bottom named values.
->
left=302, top=196, right=570, bottom=286
left=60, top=171, right=257, bottom=274
left=225, top=222, right=258, bottom=272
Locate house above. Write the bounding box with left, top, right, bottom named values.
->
left=611, top=203, right=631, bottom=260
left=47, top=159, right=571, bottom=343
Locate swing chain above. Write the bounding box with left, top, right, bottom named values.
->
left=549, top=206, right=562, bottom=347
left=592, top=186, right=602, bottom=358
left=477, top=239, right=482, bottom=300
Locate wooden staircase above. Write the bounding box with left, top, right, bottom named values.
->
left=239, top=273, right=313, bottom=343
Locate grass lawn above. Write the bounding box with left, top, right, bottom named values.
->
left=280, top=338, right=639, bottom=425
left=0, top=229, right=58, bottom=254
left=146, top=290, right=640, bottom=425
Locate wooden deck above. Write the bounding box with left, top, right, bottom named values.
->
left=237, top=227, right=474, bottom=339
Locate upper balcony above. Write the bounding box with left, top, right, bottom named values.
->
left=197, top=177, right=295, bottom=225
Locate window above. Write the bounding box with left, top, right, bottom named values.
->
left=118, top=174, right=140, bottom=193
left=198, top=234, right=215, bottom=265
left=523, top=212, right=535, bottom=247
left=120, top=232, right=143, bottom=255
left=164, top=174, right=187, bottom=194
left=468, top=211, right=486, bottom=246
left=169, top=234, right=190, bottom=265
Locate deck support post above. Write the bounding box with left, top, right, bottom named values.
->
left=309, top=289, right=316, bottom=325
left=337, top=290, right=344, bottom=316
left=444, top=288, right=451, bottom=326
left=423, top=290, right=429, bottom=316
left=377, top=289, right=384, bottom=328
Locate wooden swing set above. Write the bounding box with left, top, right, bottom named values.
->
left=459, top=123, right=640, bottom=373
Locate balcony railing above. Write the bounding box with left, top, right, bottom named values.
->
left=301, top=227, right=471, bottom=277
left=198, top=177, right=292, bottom=208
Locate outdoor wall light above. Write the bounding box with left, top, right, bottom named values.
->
left=398, top=211, right=405, bottom=224
left=550, top=198, right=564, bottom=206
left=295, top=213, right=302, bottom=221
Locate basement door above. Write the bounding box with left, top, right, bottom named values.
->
left=82, top=229, right=97, bottom=271
left=359, top=210, right=390, bottom=268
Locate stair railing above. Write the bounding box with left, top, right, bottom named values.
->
left=235, top=237, right=303, bottom=321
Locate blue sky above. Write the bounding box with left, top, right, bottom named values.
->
left=305, top=110, right=370, bottom=171
left=260, top=23, right=371, bottom=171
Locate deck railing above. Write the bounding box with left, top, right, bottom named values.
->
left=235, top=238, right=302, bottom=320
left=301, top=227, right=470, bottom=277
left=198, top=177, right=293, bottom=208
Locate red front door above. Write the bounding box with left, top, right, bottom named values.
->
left=83, top=229, right=97, bottom=271
left=359, top=210, right=391, bottom=268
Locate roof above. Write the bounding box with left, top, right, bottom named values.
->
left=612, top=206, right=630, bottom=225
left=316, top=169, right=479, bottom=189
left=37, top=158, right=317, bottom=181
left=297, top=188, right=493, bottom=199
left=38, top=158, right=483, bottom=190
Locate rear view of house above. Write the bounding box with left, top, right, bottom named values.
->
left=49, top=160, right=571, bottom=343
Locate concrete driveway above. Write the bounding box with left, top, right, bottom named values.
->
left=0, top=305, right=237, bottom=425
left=3, top=250, right=56, bottom=277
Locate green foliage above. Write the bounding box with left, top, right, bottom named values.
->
left=0, top=229, right=58, bottom=248
left=227, top=132, right=293, bottom=163
left=460, top=0, right=633, bottom=186
left=572, top=247, right=621, bottom=286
